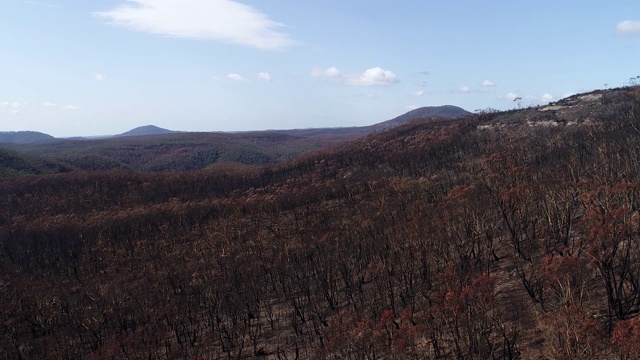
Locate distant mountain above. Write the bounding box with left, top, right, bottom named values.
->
left=0, top=131, right=56, bottom=144
left=370, top=105, right=471, bottom=132
left=282, top=105, right=472, bottom=137
left=116, top=125, right=179, bottom=137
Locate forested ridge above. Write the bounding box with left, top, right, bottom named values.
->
left=0, top=106, right=468, bottom=175
left=2, top=87, right=640, bottom=359
left=0, top=131, right=334, bottom=173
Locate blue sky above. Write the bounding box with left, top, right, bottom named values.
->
left=1, top=0, right=639, bottom=137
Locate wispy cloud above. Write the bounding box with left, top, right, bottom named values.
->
left=1, top=101, right=28, bottom=115
left=521, top=93, right=554, bottom=104
left=3, top=100, right=80, bottom=114
left=257, top=72, right=271, bottom=81
left=346, top=67, right=398, bottom=86
left=451, top=86, right=470, bottom=94
left=1, top=101, right=24, bottom=109
left=311, top=67, right=341, bottom=78
left=346, top=93, right=376, bottom=99
left=227, top=73, right=248, bottom=82
left=95, top=0, right=296, bottom=50
left=481, top=80, right=496, bottom=87
left=312, top=66, right=398, bottom=87
left=413, top=90, right=424, bottom=97
left=42, top=102, right=79, bottom=110
left=95, top=73, right=107, bottom=81
left=616, top=20, right=640, bottom=36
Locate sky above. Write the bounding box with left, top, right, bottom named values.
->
left=1, top=1, right=640, bottom=137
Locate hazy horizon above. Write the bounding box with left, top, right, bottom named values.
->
left=2, top=0, right=639, bottom=137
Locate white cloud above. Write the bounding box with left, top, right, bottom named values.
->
left=346, top=67, right=398, bottom=86
left=227, top=73, right=248, bottom=82
left=413, top=90, right=424, bottom=97
left=42, top=102, right=82, bottom=110
left=481, top=80, right=496, bottom=87
left=452, top=86, right=470, bottom=94
left=1, top=102, right=28, bottom=115
left=95, top=0, right=296, bottom=50
left=616, top=20, right=640, bottom=36
left=95, top=73, right=107, bottom=81
left=520, top=93, right=554, bottom=104
left=405, top=105, right=419, bottom=111
left=257, top=72, right=271, bottom=81
left=1, top=101, right=22, bottom=109
left=311, top=67, right=341, bottom=78
left=503, top=92, right=520, bottom=101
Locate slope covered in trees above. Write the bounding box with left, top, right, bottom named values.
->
left=3, top=131, right=332, bottom=172
left=0, top=105, right=468, bottom=173
left=0, top=148, right=72, bottom=177
left=1, top=87, right=640, bottom=359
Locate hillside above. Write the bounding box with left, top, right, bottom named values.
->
left=2, top=86, right=640, bottom=359
left=368, top=104, right=470, bottom=132
left=116, top=125, right=181, bottom=137
left=3, top=131, right=344, bottom=172
left=0, top=130, right=56, bottom=144
left=0, top=147, right=72, bottom=176
left=0, top=105, right=467, bottom=172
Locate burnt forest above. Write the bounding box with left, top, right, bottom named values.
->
left=3, top=86, right=640, bottom=359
